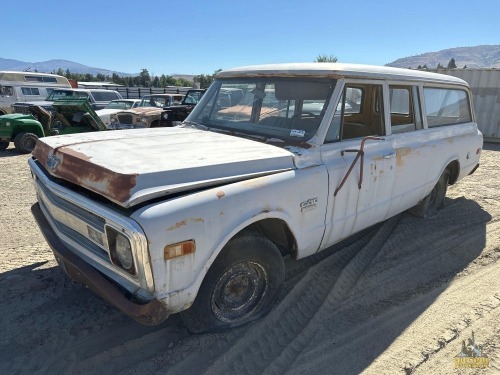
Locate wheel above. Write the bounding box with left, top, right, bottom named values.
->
left=13, top=132, right=38, bottom=154
left=180, top=233, right=285, bottom=333
left=0, top=141, right=9, bottom=151
left=409, top=169, right=450, bottom=218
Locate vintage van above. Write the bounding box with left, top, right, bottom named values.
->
left=29, top=63, right=482, bottom=333
left=0, top=71, right=71, bottom=114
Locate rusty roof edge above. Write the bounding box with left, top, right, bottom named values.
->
left=216, top=63, right=467, bottom=85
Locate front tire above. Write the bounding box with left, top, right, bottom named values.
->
left=181, top=233, right=285, bottom=333
left=409, top=169, right=450, bottom=217
left=13, top=132, right=38, bottom=154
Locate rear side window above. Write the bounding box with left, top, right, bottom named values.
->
left=21, top=87, right=41, bottom=95
left=389, top=85, right=423, bottom=133
left=424, top=87, right=471, bottom=127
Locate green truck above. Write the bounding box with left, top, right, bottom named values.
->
left=0, top=98, right=107, bottom=153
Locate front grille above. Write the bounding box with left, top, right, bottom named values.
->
left=35, top=177, right=111, bottom=263
left=117, top=114, right=134, bottom=124
left=12, top=104, right=31, bottom=114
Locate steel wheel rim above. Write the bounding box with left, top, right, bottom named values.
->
left=23, top=137, right=36, bottom=151
left=211, top=262, right=268, bottom=323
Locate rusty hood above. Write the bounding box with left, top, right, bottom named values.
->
left=32, top=127, right=296, bottom=208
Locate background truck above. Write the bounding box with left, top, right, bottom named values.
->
left=0, top=71, right=72, bottom=115
left=0, top=97, right=107, bottom=153
left=160, top=89, right=205, bottom=126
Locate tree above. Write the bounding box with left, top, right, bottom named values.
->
left=436, top=63, right=444, bottom=69
left=315, top=54, right=338, bottom=63
left=139, top=68, right=151, bottom=87
left=447, top=58, right=457, bottom=69
left=194, top=69, right=222, bottom=89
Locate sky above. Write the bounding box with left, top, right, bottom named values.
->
left=3, top=0, right=500, bottom=76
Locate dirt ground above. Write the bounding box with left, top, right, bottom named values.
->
left=1, top=142, right=499, bottom=375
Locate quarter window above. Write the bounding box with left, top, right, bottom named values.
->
left=423, top=87, right=471, bottom=127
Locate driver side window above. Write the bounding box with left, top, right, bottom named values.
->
left=325, top=83, right=385, bottom=142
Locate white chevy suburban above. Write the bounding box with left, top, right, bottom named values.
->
left=29, top=63, right=482, bottom=333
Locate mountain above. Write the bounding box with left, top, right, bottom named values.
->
left=386, top=45, right=500, bottom=69
left=0, top=57, right=134, bottom=77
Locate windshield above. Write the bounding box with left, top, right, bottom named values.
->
left=47, top=90, right=89, bottom=101
left=183, top=91, right=204, bottom=104
left=138, top=95, right=183, bottom=108
left=104, top=100, right=136, bottom=110
left=187, top=78, right=336, bottom=142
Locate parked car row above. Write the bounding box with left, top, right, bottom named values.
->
left=108, top=89, right=206, bottom=129
left=0, top=78, right=206, bottom=152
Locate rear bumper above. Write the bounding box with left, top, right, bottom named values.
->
left=31, top=203, right=169, bottom=326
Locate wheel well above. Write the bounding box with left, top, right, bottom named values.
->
left=243, top=219, right=297, bottom=258
left=446, top=160, right=460, bottom=185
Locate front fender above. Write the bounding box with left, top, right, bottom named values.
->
left=132, top=166, right=328, bottom=313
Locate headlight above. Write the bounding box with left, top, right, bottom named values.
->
left=116, top=234, right=133, bottom=269
left=162, top=112, right=169, bottom=120
left=106, top=226, right=135, bottom=274
left=141, top=117, right=147, bottom=124
left=110, top=117, right=116, bottom=123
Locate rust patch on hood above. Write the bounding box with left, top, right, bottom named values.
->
left=34, top=141, right=137, bottom=205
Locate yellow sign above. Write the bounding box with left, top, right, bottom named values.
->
left=454, top=331, right=490, bottom=369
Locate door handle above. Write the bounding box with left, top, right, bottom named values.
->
left=383, top=153, right=396, bottom=159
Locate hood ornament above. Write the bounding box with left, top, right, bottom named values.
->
left=47, top=155, right=60, bottom=171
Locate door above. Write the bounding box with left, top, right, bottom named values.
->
left=320, top=81, right=396, bottom=248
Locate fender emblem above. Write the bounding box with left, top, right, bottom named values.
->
left=47, top=155, right=60, bottom=170
left=300, top=198, right=318, bottom=212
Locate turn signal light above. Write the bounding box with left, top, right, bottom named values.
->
left=164, top=240, right=196, bottom=260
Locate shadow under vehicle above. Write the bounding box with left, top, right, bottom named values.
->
left=0, top=97, right=107, bottom=153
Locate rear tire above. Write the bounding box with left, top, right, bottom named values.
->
left=13, top=132, right=38, bottom=153
left=180, top=233, right=285, bottom=333
left=409, top=169, right=450, bottom=217
left=0, top=141, right=8, bottom=151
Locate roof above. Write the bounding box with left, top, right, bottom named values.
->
left=142, top=94, right=184, bottom=97
left=217, top=63, right=468, bottom=85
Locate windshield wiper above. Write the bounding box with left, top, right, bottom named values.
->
left=181, top=121, right=209, bottom=130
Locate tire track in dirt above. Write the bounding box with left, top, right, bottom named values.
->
left=285, top=197, right=496, bottom=374
left=1, top=145, right=499, bottom=374
left=166, top=217, right=399, bottom=375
